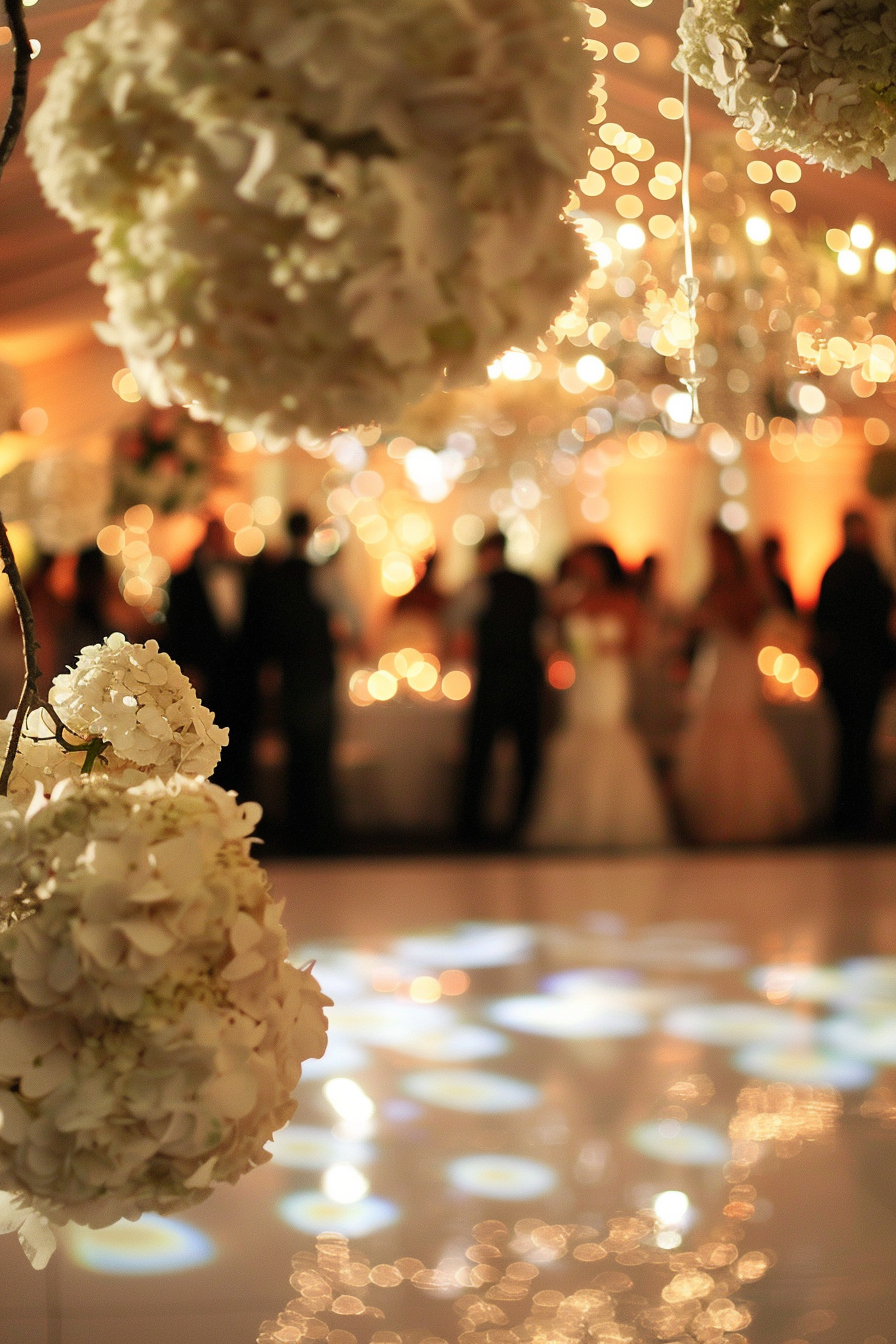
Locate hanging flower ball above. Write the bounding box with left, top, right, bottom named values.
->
left=676, top=0, right=896, bottom=177
left=27, top=0, right=593, bottom=442
left=0, top=775, right=329, bottom=1242
left=0, top=634, right=229, bottom=803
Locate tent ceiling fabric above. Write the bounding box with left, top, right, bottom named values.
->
left=1, top=0, right=896, bottom=369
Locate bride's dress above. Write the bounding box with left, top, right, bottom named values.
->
left=675, top=630, right=805, bottom=843
left=529, top=612, right=670, bottom=848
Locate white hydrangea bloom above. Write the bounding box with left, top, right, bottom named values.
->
left=50, top=633, right=228, bottom=777
left=27, top=0, right=592, bottom=440
left=0, top=774, right=329, bottom=1235
left=677, top=0, right=896, bottom=176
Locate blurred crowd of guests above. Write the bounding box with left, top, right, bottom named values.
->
left=11, top=506, right=896, bottom=854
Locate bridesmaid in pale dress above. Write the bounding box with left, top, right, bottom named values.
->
left=675, top=524, right=805, bottom=843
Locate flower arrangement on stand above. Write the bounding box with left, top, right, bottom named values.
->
left=28, top=0, right=594, bottom=442
left=676, top=0, right=896, bottom=176
left=113, top=407, right=222, bottom=516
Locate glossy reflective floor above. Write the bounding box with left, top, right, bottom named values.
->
left=4, top=847, right=896, bottom=1344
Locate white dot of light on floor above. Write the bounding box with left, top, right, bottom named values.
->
left=392, top=923, right=533, bottom=969
left=487, top=994, right=647, bottom=1039
left=747, top=963, right=846, bottom=1004
left=321, top=1162, right=371, bottom=1203
left=628, top=1120, right=731, bottom=1165
left=446, top=1155, right=558, bottom=1200
left=662, top=1002, right=812, bottom=1047
left=267, top=1125, right=375, bottom=1171
left=731, top=1044, right=876, bottom=1090
left=298, top=1034, right=372, bottom=1081
left=277, top=1192, right=400, bottom=1237
left=374, top=1023, right=508, bottom=1062
left=821, top=1014, right=896, bottom=1062
left=401, top=1068, right=540, bottom=1113
left=66, top=1215, right=215, bottom=1275
left=325, top=998, right=456, bottom=1045
left=323, top=1077, right=376, bottom=1123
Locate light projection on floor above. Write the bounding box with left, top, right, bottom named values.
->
left=446, top=1154, right=558, bottom=1200
left=401, top=1068, right=540, bottom=1112
left=392, top=922, right=534, bottom=969
left=375, top=1023, right=508, bottom=1062
left=298, top=1034, right=372, bottom=1080
left=662, top=1002, right=812, bottom=1047
left=66, top=1214, right=215, bottom=1275
left=487, top=993, right=648, bottom=1039
left=732, top=1044, right=876, bottom=1090
left=268, top=1125, right=376, bottom=1171
left=628, top=1120, right=731, bottom=1166
left=278, top=1191, right=400, bottom=1238
left=821, top=1014, right=896, bottom=1062
left=325, top=997, right=457, bottom=1046
left=748, top=963, right=847, bottom=1004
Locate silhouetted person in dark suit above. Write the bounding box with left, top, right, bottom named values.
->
left=816, top=510, right=895, bottom=835
left=451, top=532, right=543, bottom=845
left=166, top=518, right=258, bottom=796
left=262, top=511, right=360, bottom=854
left=760, top=535, right=797, bottom=615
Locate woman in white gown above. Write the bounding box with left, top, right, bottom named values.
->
left=675, top=524, right=805, bottom=843
left=529, top=545, right=670, bottom=848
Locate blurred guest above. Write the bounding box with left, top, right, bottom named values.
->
left=759, top=534, right=797, bottom=615
left=529, top=543, right=669, bottom=848
left=56, top=547, right=112, bottom=672
left=166, top=517, right=257, bottom=796
left=675, top=524, right=805, bottom=843
left=630, top=552, right=689, bottom=773
left=815, top=510, right=895, bottom=835
left=378, top=551, right=446, bottom=659
left=261, top=510, right=360, bottom=854
left=450, top=532, right=543, bottom=845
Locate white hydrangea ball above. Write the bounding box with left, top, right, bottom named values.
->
left=0, top=634, right=230, bottom=805
left=0, top=775, right=329, bottom=1231
left=27, top=0, right=592, bottom=440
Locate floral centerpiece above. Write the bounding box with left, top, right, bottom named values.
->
left=28, top=0, right=593, bottom=442
left=113, top=407, right=221, bottom=516
left=676, top=0, right=896, bottom=176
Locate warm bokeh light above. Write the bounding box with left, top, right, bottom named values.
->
left=252, top=496, right=282, bottom=526
left=439, top=969, right=471, bottom=996
left=234, top=525, right=265, bottom=556
left=442, top=670, right=472, bottom=701
left=224, top=501, right=254, bottom=532
left=227, top=430, right=257, bottom=452
left=547, top=657, right=576, bottom=690
left=793, top=667, right=819, bottom=699
left=97, top=524, right=125, bottom=556
left=367, top=670, right=398, bottom=701
left=758, top=646, right=781, bottom=676
left=124, top=504, right=154, bottom=531
left=408, top=976, right=442, bottom=1004
left=19, top=407, right=48, bottom=436
left=745, top=216, right=771, bottom=245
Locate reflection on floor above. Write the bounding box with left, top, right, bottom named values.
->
left=4, top=847, right=896, bottom=1344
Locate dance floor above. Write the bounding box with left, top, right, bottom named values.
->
left=5, top=846, right=896, bottom=1344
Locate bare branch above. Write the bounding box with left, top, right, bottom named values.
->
left=0, top=0, right=30, bottom=180
left=0, top=512, right=40, bottom=795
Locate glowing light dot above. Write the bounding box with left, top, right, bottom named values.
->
left=368, top=670, right=398, bottom=701
left=793, top=667, right=819, bottom=699
left=770, top=189, right=796, bottom=213
left=615, top=194, right=643, bottom=219
left=224, top=501, right=254, bottom=532
left=746, top=160, right=773, bottom=183
left=874, top=245, right=896, bottom=274
left=655, top=161, right=682, bottom=184
left=617, top=222, right=645, bottom=249
left=409, top=976, right=442, bottom=1004
left=665, top=391, right=694, bottom=425
left=323, top=1078, right=375, bottom=1123
left=654, top=1190, right=690, bottom=1225
left=576, top=354, right=607, bottom=385
left=547, top=658, right=576, bottom=690
left=453, top=514, right=485, bottom=546
left=659, top=98, right=683, bottom=119
left=612, top=161, right=639, bottom=185
left=501, top=349, right=534, bottom=381
left=252, top=496, right=281, bottom=526
left=442, top=670, right=472, bottom=701
left=773, top=652, right=800, bottom=684
left=865, top=418, right=890, bottom=445
left=407, top=661, right=438, bottom=693
left=838, top=249, right=861, bottom=276
left=826, top=228, right=850, bottom=253
left=234, top=525, right=265, bottom=556
left=322, top=1163, right=370, bottom=1205
left=439, top=969, right=471, bottom=995
left=123, top=504, right=154, bottom=531
left=719, top=500, right=749, bottom=532
left=613, top=41, right=639, bottom=61
left=745, top=216, right=771, bottom=245
left=649, top=214, right=676, bottom=239
left=19, top=407, right=47, bottom=436
left=111, top=368, right=141, bottom=402
left=97, top=525, right=125, bottom=556
left=851, top=222, right=874, bottom=250
left=758, top=645, right=781, bottom=676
